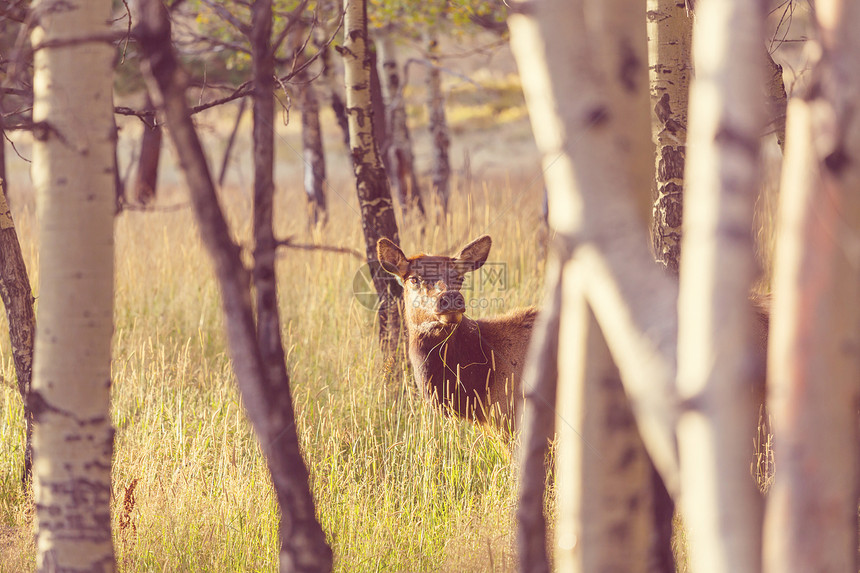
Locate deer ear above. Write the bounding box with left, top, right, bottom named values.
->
left=377, top=238, right=410, bottom=277
left=454, top=235, right=492, bottom=272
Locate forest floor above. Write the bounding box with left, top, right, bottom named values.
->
left=0, top=46, right=557, bottom=571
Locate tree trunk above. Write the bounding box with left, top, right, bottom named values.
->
left=676, top=0, right=767, bottom=571
left=509, top=0, right=683, bottom=570
left=516, top=253, right=562, bottom=573
left=426, top=32, right=450, bottom=215
left=647, top=0, right=692, bottom=272
left=314, top=4, right=350, bottom=147
left=0, top=125, right=36, bottom=487
left=594, top=0, right=675, bottom=569
left=764, top=2, right=860, bottom=570
left=378, top=32, right=425, bottom=217
left=368, top=39, right=391, bottom=183
left=136, top=2, right=333, bottom=571
left=555, top=266, right=656, bottom=573
left=510, top=0, right=682, bottom=495
left=340, top=0, right=402, bottom=352
left=252, top=2, right=334, bottom=569
left=293, top=23, right=327, bottom=226
left=134, top=91, right=162, bottom=205
left=299, top=77, right=328, bottom=225
left=764, top=49, right=787, bottom=154
left=29, top=0, right=117, bottom=568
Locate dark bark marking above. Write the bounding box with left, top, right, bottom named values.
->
left=824, top=147, right=850, bottom=174
left=654, top=92, right=672, bottom=124
left=585, top=105, right=610, bottom=127
left=618, top=40, right=641, bottom=92
left=657, top=146, right=685, bottom=181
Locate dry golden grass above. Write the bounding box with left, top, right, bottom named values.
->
left=0, top=156, right=548, bottom=571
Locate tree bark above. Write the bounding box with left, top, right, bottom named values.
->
left=509, top=1, right=683, bottom=570
left=296, top=60, right=328, bottom=226
left=647, top=0, right=692, bottom=272
left=764, top=49, right=787, bottom=154
left=510, top=0, right=681, bottom=503
left=134, top=90, right=162, bottom=205
left=676, top=0, right=767, bottom=571
left=593, top=1, right=675, bottom=569
left=368, top=39, right=391, bottom=183
left=517, top=253, right=562, bottom=573
left=555, top=261, right=657, bottom=572
left=314, top=4, right=350, bottom=147
left=426, top=32, right=451, bottom=215
left=378, top=32, right=425, bottom=217
left=0, top=124, right=36, bottom=487
left=340, top=0, right=402, bottom=352
left=135, top=2, right=333, bottom=571
left=764, top=2, right=860, bottom=570
left=289, top=21, right=328, bottom=226
left=29, top=0, right=117, bottom=568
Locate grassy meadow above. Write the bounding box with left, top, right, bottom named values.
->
left=0, top=77, right=551, bottom=571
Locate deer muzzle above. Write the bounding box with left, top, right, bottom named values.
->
left=436, top=291, right=465, bottom=323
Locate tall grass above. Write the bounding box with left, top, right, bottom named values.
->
left=0, top=165, right=548, bottom=572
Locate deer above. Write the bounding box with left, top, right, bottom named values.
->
left=377, top=235, right=537, bottom=432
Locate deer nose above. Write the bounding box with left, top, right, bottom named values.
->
left=436, top=291, right=465, bottom=315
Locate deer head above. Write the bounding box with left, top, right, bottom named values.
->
left=377, top=235, right=492, bottom=327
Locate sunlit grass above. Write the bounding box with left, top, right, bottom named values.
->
left=0, top=161, right=547, bottom=571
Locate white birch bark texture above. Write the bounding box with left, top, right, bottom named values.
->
left=593, top=0, right=654, bottom=225
left=342, top=0, right=382, bottom=169
left=580, top=1, right=672, bottom=570
left=764, top=1, right=860, bottom=570
left=508, top=0, right=681, bottom=505
left=554, top=257, right=656, bottom=572
left=341, top=0, right=403, bottom=351
left=29, top=0, right=117, bottom=570
left=675, top=0, right=767, bottom=572
left=647, top=0, right=692, bottom=272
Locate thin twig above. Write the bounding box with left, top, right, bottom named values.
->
left=122, top=202, right=190, bottom=213
left=275, top=236, right=364, bottom=260
left=271, top=0, right=311, bottom=53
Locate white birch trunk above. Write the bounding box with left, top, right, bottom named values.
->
left=556, top=257, right=657, bottom=572
left=509, top=0, right=685, bottom=569
left=594, top=0, right=654, bottom=225
left=675, top=0, right=767, bottom=571
left=341, top=0, right=402, bottom=350
left=509, top=0, right=681, bottom=504
left=647, top=0, right=692, bottom=272
left=588, top=0, right=673, bottom=569
left=29, top=0, right=116, bottom=569
left=764, top=2, right=860, bottom=570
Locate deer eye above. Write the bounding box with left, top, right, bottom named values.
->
left=408, top=276, right=421, bottom=287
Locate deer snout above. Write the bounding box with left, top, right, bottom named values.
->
left=436, top=291, right=465, bottom=323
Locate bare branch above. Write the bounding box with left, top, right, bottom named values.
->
left=275, top=8, right=344, bottom=83
left=274, top=236, right=363, bottom=260
left=402, top=58, right=482, bottom=90
left=199, top=0, right=249, bottom=36
left=31, top=31, right=130, bottom=51
left=271, top=0, right=311, bottom=53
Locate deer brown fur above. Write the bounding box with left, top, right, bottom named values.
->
left=377, top=235, right=536, bottom=431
